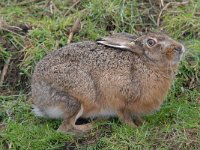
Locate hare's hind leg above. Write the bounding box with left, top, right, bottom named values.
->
left=32, top=81, right=93, bottom=133
left=58, top=105, right=93, bottom=133
left=32, top=81, right=80, bottom=118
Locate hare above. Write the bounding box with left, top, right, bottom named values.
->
left=31, top=32, right=185, bottom=133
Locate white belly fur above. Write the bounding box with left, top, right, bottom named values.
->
left=86, top=108, right=117, bottom=118
left=32, top=105, right=64, bottom=119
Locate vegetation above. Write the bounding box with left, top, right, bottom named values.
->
left=0, top=0, right=199, bottom=149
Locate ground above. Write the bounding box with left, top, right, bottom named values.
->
left=0, top=0, right=200, bottom=150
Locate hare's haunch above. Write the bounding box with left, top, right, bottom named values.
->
left=31, top=32, right=185, bottom=133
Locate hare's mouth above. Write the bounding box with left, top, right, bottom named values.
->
left=166, top=44, right=185, bottom=62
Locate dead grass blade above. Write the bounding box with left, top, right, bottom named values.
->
left=16, top=0, right=42, bottom=6
left=0, top=56, right=11, bottom=86
left=64, top=0, right=80, bottom=16
left=67, top=18, right=81, bottom=44
left=157, top=1, right=189, bottom=27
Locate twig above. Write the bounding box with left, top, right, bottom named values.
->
left=0, top=17, right=30, bottom=38
left=0, top=27, right=24, bottom=38
left=0, top=57, right=11, bottom=86
left=9, top=25, right=23, bottom=31
left=16, top=0, right=41, bottom=6
left=50, top=1, right=60, bottom=14
left=44, top=0, right=60, bottom=14
left=64, top=0, right=80, bottom=16
left=157, top=1, right=189, bottom=27
left=160, top=0, right=164, bottom=8
left=44, top=0, right=51, bottom=8
left=67, top=18, right=81, bottom=44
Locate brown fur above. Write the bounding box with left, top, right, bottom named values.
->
left=31, top=32, right=185, bottom=133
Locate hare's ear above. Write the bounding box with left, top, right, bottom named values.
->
left=96, top=36, right=144, bottom=55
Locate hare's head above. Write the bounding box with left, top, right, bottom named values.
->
left=97, top=32, right=185, bottom=67
left=134, top=32, right=185, bottom=66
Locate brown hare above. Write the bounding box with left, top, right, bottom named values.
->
left=31, top=32, right=185, bottom=133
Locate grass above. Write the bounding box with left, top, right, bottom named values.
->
left=0, top=0, right=200, bottom=149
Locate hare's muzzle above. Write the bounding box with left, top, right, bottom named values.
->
left=173, top=45, right=185, bottom=54
left=165, top=43, right=185, bottom=63
left=172, top=44, right=185, bottom=63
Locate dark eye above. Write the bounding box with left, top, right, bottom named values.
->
left=147, top=39, right=156, bottom=47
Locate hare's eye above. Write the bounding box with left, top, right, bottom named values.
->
left=147, top=39, right=156, bottom=47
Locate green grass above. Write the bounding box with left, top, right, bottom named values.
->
left=0, top=0, right=200, bottom=149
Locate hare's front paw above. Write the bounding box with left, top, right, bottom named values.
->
left=133, top=116, right=144, bottom=126
left=117, top=110, right=137, bottom=128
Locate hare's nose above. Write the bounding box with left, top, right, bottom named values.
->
left=174, top=45, right=184, bottom=54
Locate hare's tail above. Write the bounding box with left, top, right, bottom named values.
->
left=32, top=105, right=46, bottom=117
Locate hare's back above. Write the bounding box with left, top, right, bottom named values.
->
left=35, top=41, right=136, bottom=74
left=32, top=41, right=138, bottom=103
